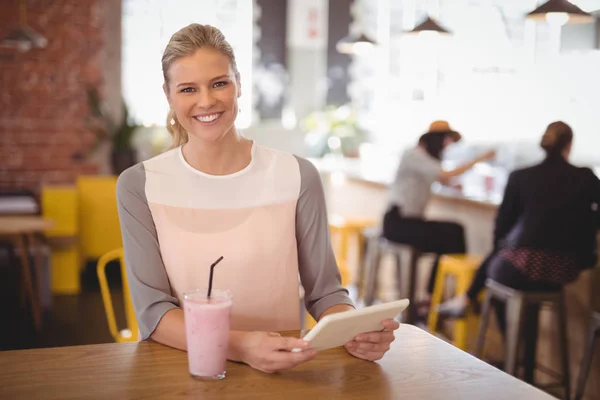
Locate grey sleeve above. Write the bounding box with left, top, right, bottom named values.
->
left=116, top=164, right=179, bottom=340
left=294, top=156, right=355, bottom=319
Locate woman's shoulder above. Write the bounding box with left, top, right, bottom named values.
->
left=399, top=147, right=440, bottom=172
left=116, top=162, right=147, bottom=202
left=117, top=148, right=180, bottom=190
left=574, top=165, right=598, bottom=179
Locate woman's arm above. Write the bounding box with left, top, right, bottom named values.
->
left=294, top=157, right=355, bottom=320
left=319, top=304, right=354, bottom=319
left=439, top=150, right=495, bottom=183
left=150, top=308, right=186, bottom=350
left=116, top=164, right=180, bottom=341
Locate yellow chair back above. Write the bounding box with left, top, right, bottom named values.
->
left=77, top=176, right=122, bottom=259
left=97, top=247, right=138, bottom=342
left=41, top=185, right=78, bottom=237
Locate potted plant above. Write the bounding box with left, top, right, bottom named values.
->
left=302, top=104, right=365, bottom=158
left=86, top=86, right=139, bottom=175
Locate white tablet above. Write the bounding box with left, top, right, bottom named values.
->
left=300, top=299, right=410, bottom=352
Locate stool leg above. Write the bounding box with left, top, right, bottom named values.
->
left=15, top=234, right=42, bottom=331
left=356, top=232, right=366, bottom=297
left=364, top=240, right=381, bottom=306
left=453, top=321, right=469, bottom=352
left=427, top=269, right=446, bottom=335
left=394, top=252, right=403, bottom=299
left=453, top=274, right=472, bottom=352
left=339, top=230, right=349, bottom=270
left=505, top=296, right=525, bottom=376
left=405, top=250, right=419, bottom=324
left=475, top=290, right=493, bottom=358
left=465, top=312, right=481, bottom=354
left=557, top=293, right=571, bottom=400
left=574, top=320, right=598, bottom=400
left=522, top=304, right=540, bottom=384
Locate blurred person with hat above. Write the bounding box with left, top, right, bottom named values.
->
left=384, top=120, right=495, bottom=317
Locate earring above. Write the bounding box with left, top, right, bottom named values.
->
left=170, top=117, right=175, bottom=126
left=238, top=107, right=242, bottom=114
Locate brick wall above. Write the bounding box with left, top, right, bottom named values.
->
left=0, top=0, right=122, bottom=193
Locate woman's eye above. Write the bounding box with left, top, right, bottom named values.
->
left=181, top=87, right=195, bottom=93
left=213, top=81, right=228, bottom=88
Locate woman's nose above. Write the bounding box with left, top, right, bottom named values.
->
left=196, top=89, right=216, bottom=109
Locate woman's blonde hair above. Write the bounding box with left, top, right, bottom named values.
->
left=162, top=24, right=240, bottom=148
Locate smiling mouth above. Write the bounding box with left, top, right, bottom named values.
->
left=193, top=112, right=223, bottom=124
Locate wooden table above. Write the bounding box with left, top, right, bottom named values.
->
left=0, top=216, right=54, bottom=330
left=0, top=325, right=554, bottom=399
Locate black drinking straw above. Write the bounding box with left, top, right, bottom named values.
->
left=207, top=256, right=224, bottom=298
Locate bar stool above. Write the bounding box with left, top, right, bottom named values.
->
left=363, top=232, right=421, bottom=323
left=427, top=254, right=483, bottom=351
left=475, top=279, right=570, bottom=400
left=574, top=311, right=600, bottom=400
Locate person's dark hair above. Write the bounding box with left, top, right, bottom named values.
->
left=419, top=132, right=448, bottom=160
left=540, top=121, right=573, bottom=157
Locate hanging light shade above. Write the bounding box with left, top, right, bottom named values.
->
left=1, top=0, right=48, bottom=52
left=526, top=0, right=594, bottom=25
left=407, top=16, right=451, bottom=35
left=336, top=32, right=377, bottom=55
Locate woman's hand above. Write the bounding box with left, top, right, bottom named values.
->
left=478, top=149, right=496, bottom=162
left=344, top=319, right=400, bottom=361
left=235, top=331, right=317, bottom=374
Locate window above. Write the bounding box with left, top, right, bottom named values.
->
left=351, top=0, right=600, bottom=158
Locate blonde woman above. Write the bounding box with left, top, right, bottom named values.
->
left=116, top=24, right=399, bottom=374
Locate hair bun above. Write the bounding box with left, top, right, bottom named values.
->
left=540, top=121, right=573, bottom=154
left=540, top=130, right=558, bottom=149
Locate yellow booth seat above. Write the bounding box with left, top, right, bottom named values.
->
left=41, top=185, right=80, bottom=294
left=77, top=176, right=123, bottom=260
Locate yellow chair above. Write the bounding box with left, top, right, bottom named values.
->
left=97, top=247, right=138, bottom=342
left=427, top=254, right=483, bottom=351
left=41, top=185, right=81, bottom=294
left=77, top=176, right=122, bottom=260
left=328, top=215, right=377, bottom=289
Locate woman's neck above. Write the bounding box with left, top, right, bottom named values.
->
left=182, top=131, right=253, bottom=176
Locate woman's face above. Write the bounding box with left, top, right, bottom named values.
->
left=164, top=47, right=241, bottom=144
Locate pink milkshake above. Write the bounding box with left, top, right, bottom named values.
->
left=183, top=289, right=232, bottom=380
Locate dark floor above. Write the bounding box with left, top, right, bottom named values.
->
left=0, top=257, right=125, bottom=351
